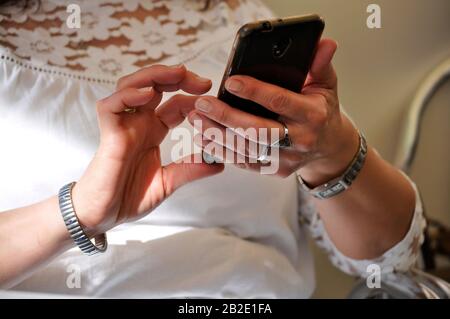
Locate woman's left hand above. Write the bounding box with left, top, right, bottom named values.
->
left=188, top=38, right=360, bottom=186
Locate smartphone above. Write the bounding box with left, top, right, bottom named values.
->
left=217, top=14, right=325, bottom=119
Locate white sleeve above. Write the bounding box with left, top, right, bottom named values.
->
left=298, top=173, right=427, bottom=277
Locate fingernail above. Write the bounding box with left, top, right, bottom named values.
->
left=171, top=63, right=184, bottom=69
left=195, top=98, right=212, bottom=113
left=196, top=75, right=212, bottom=83
left=189, top=112, right=202, bottom=123
left=138, top=87, right=153, bottom=93
left=225, top=78, right=243, bottom=92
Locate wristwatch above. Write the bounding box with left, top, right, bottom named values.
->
left=297, top=131, right=368, bottom=199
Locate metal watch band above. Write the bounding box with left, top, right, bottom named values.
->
left=297, top=131, right=368, bottom=200
left=58, top=182, right=107, bottom=255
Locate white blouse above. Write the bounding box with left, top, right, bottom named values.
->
left=0, top=0, right=425, bottom=298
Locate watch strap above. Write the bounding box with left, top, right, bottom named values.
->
left=58, top=182, right=107, bottom=255
left=297, top=131, right=368, bottom=199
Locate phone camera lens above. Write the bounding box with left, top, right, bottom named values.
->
left=262, top=21, right=272, bottom=31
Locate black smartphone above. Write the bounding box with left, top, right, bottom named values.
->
left=217, top=14, right=325, bottom=119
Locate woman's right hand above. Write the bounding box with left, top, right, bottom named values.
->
left=72, top=64, right=223, bottom=236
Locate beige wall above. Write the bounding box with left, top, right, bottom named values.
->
left=262, top=0, right=450, bottom=298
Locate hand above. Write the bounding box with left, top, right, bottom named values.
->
left=187, top=39, right=359, bottom=185
left=73, top=64, right=223, bottom=235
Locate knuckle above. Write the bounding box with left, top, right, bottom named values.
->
left=145, top=64, right=165, bottom=74
left=242, top=83, right=255, bottom=99
left=300, top=134, right=318, bottom=151
left=268, top=91, right=289, bottom=113
left=116, top=76, right=128, bottom=90
left=217, top=105, right=228, bottom=123
left=122, top=87, right=134, bottom=94
left=119, top=88, right=135, bottom=101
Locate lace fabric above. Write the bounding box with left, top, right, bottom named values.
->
left=0, top=0, right=270, bottom=81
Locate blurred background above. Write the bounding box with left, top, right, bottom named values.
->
left=262, top=0, right=450, bottom=298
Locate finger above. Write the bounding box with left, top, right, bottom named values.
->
left=117, top=64, right=186, bottom=90
left=156, top=94, right=199, bottom=129
left=191, top=108, right=321, bottom=156
left=96, top=87, right=160, bottom=115
left=117, top=64, right=212, bottom=95
left=194, top=133, right=252, bottom=165
left=193, top=96, right=286, bottom=143
left=237, top=147, right=299, bottom=177
left=304, top=38, right=338, bottom=89
left=155, top=70, right=212, bottom=94
left=138, top=69, right=212, bottom=95
left=194, top=134, right=289, bottom=175
left=189, top=113, right=261, bottom=159
left=162, top=154, right=224, bottom=196
left=223, top=75, right=313, bottom=121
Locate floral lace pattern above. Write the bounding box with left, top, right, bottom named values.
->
left=0, top=0, right=270, bottom=80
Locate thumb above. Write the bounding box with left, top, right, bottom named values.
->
left=162, top=154, right=224, bottom=196
left=304, top=38, right=338, bottom=89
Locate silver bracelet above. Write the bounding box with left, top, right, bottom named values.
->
left=297, top=131, right=368, bottom=199
left=58, top=182, right=107, bottom=255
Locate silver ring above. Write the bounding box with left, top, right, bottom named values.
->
left=257, top=144, right=271, bottom=163
left=274, top=121, right=292, bottom=149
left=257, top=122, right=291, bottom=163
left=265, top=121, right=292, bottom=149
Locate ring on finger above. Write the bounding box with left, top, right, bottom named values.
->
left=123, top=107, right=137, bottom=114
left=272, top=121, right=292, bottom=149
left=257, top=121, right=291, bottom=163
left=280, top=121, right=292, bottom=148
left=257, top=144, right=271, bottom=163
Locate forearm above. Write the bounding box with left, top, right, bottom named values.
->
left=0, top=196, right=73, bottom=288
left=0, top=65, right=218, bottom=289
left=299, top=115, right=416, bottom=260
left=303, top=146, right=416, bottom=260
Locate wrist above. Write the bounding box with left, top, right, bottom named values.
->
left=39, top=196, right=74, bottom=250
left=58, top=182, right=108, bottom=255
left=299, top=115, right=360, bottom=187
left=70, top=153, right=122, bottom=237
left=71, top=181, right=108, bottom=238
